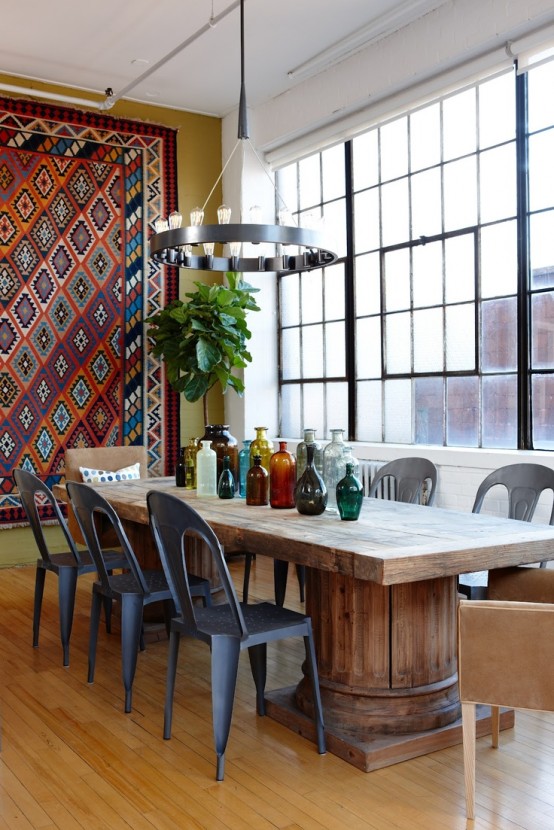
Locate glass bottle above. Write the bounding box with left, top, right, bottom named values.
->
left=238, top=439, right=252, bottom=498
left=336, top=462, right=364, bottom=521
left=246, top=455, right=269, bottom=506
left=269, top=441, right=296, bottom=508
left=198, top=425, right=238, bottom=490
left=218, top=455, right=235, bottom=499
left=249, top=427, right=273, bottom=499
left=294, top=443, right=327, bottom=515
left=296, top=428, right=323, bottom=479
left=183, top=438, right=198, bottom=489
left=342, top=445, right=360, bottom=480
left=196, top=440, right=217, bottom=497
left=175, top=446, right=186, bottom=487
left=322, top=428, right=346, bottom=512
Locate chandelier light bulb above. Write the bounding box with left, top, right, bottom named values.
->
left=190, top=206, right=204, bottom=226
left=154, top=218, right=169, bottom=233
left=203, top=241, right=215, bottom=256
left=168, top=210, right=182, bottom=229
left=249, top=205, right=262, bottom=223
left=278, top=208, right=294, bottom=226
left=229, top=241, right=242, bottom=257
left=217, top=204, right=232, bottom=224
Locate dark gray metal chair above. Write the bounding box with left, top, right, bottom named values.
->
left=147, top=489, right=326, bottom=781
left=12, top=467, right=127, bottom=667
left=66, top=481, right=211, bottom=713
left=367, top=456, right=437, bottom=505
left=459, top=463, right=554, bottom=598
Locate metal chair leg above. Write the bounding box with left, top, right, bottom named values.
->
left=163, top=629, right=181, bottom=740
left=33, top=566, right=46, bottom=648
left=57, top=566, right=78, bottom=667
left=120, top=594, right=144, bottom=713
left=88, top=591, right=103, bottom=683
left=303, top=623, right=326, bottom=755
left=247, top=642, right=268, bottom=715
left=211, top=636, right=240, bottom=781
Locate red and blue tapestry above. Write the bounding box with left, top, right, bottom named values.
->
left=0, top=97, right=179, bottom=526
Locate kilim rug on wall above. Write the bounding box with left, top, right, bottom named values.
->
left=0, top=97, right=179, bottom=527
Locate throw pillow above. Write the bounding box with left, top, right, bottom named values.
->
left=79, top=462, right=141, bottom=484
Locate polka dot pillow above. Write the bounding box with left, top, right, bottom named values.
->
left=79, top=462, right=141, bottom=484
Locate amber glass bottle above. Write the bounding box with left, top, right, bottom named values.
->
left=269, top=441, right=296, bottom=508
left=246, top=455, right=269, bottom=506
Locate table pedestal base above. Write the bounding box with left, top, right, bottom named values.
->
left=265, top=687, right=515, bottom=772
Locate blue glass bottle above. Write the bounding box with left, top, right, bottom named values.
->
left=218, top=455, right=235, bottom=499
left=238, top=439, right=252, bottom=498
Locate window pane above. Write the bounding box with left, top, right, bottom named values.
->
left=445, top=234, right=475, bottom=303
left=410, top=103, right=441, bottom=170
left=385, top=311, right=411, bottom=374
left=529, top=129, right=554, bottom=212
left=411, top=168, right=442, bottom=237
left=354, top=189, right=380, bottom=253
left=353, top=130, right=379, bottom=191
left=356, top=316, right=382, bottom=378
left=446, top=376, right=479, bottom=447
left=324, top=262, right=345, bottom=321
left=302, top=324, right=324, bottom=377
left=482, top=374, right=517, bottom=448
left=480, top=143, right=517, bottom=222
left=528, top=61, right=554, bottom=133
left=481, top=298, right=517, bottom=372
left=384, top=248, right=410, bottom=311
left=277, top=164, right=298, bottom=215
left=481, top=220, right=517, bottom=297
left=444, top=157, right=478, bottom=231
left=323, top=198, right=347, bottom=258
left=356, top=380, right=382, bottom=441
left=446, top=304, right=475, bottom=370
left=529, top=211, right=554, bottom=287
left=478, top=71, right=516, bottom=148
left=300, top=271, right=323, bottom=324
left=381, top=178, right=409, bottom=247
left=281, top=328, right=300, bottom=379
left=380, top=117, right=408, bottom=181
left=298, top=154, right=320, bottom=209
left=413, top=241, right=443, bottom=308
left=532, top=375, right=554, bottom=450
left=531, top=292, right=554, bottom=369
left=415, top=376, right=444, bottom=444
left=355, top=253, right=380, bottom=316
left=384, top=379, right=412, bottom=443
left=443, top=88, right=477, bottom=160
left=280, top=273, right=300, bottom=326
left=281, top=383, right=301, bottom=436
left=303, top=383, right=325, bottom=438
left=414, top=308, right=443, bottom=372
left=325, top=321, right=345, bottom=377
left=322, top=143, right=345, bottom=201
left=325, top=382, right=349, bottom=437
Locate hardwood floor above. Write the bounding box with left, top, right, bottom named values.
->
left=1, top=556, right=553, bottom=829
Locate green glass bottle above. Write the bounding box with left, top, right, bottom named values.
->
left=336, top=462, right=364, bottom=521
left=218, top=455, right=235, bottom=499
left=249, top=427, right=273, bottom=499
left=183, top=437, right=198, bottom=489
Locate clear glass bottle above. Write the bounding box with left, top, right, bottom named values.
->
left=246, top=455, right=269, bottom=506
left=196, top=440, right=217, bottom=497
left=269, top=441, right=296, bottom=508
left=336, top=462, right=364, bottom=521
left=294, top=443, right=327, bottom=515
left=175, top=446, right=186, bottom=487
left=238, top=439, right=252, bottom=498
left=322, top=428, right=346, bottom=512
left=218, top=455, right=235, bottom=499
left=198, top=425, right=238, bottom=490
left=296, top=428, right=323, bottom=479
left=342, top=445, right=359, bottom=480
left=183, top=437, right=198, bottom=489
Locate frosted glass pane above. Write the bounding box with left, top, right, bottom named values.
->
left=414, top=376, right=444, bottom=445
left=280, top=273, right=300, bottom=326
left=482, top=375, right=517, bottom=449
left=411, top=168, right=442, bottom=237
left=380, top=117, right=408, bottom=181
left=385, top=312, right=411, bottom=374
left=322, top=143, right=345, bottom=201
left=356, top=380, right=383, bottom=441
left=413, top=241, right=443, bottom=307
left=356, top=316, right=382, bottom=378
left=324, top=262, right=345, bottom=321
left=413, top=308, right=443, bottom=372
left=303, top=382, right=325, bottom=438
left=480, top=144, right=517, bottom=222
left=355, top=252, right=380, bottom=316
left=446, top=304, right=475, bottom=370
left=443, top=88, right=477, bottom=160
left=300, top=270, right=323, bottom=324
left=325, top=321, right=345, bottom=377
left=445, top=234, right=475, bottom=303
left=482, top=298, right=517, bottom=371
left=532, top=375, right=554, bottom=450
left=530, top=211, right=554, bottom=286
left=323, top=198, right=347, bottom=259
left=325, top=382, right=349, bottom=438
left=444, top=157, right=477, bottom=231
left=298, top=154, right=320, bottom=209
left=481, top=221, right=517, bottom=298
left=384, top=248, right=410, bottom=311
left=410, top=103, right=441, bottom=171
left=281, top=328, right=300, bottom=379
left=302, top=324, right=324, bottom=377
left=528, top=61, right=554, bottom=133
left=531, top=293, right=554, bottom=369
left=353, top=130, right=379, bottom=190
left=276, top=164, right=298, bottom=215
left=384, top=380, right=412, bottom=443
left=529, top=130, right=554, bottom=212
left=381, top=178, right=409, bottom=247
left=280, top=384, right=301, bottom=437
left=447, top=376, right=479, bottom=447
left=478, top=71, right=515, bottom=148
left=354, top=189, right=380, bottom=253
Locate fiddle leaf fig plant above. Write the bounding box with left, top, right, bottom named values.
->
left=146, top=272, right=260, bottom=424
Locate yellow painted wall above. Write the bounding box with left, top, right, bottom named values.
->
left=0, top=74, right=225, bottom=443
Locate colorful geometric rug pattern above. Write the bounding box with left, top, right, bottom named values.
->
left=0, top=97, right=178, bottom=526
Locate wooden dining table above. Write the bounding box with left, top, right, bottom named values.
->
left=55, top=476, right=554, bottom=772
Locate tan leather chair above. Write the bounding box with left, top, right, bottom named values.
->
left=64, top=446, right=148, bottom=545
left=488, top=565, right=554, bottom=602
left=458, top=599, right=554, bottom=820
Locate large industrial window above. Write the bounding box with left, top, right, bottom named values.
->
left=277, top=61, right=554, bottom=450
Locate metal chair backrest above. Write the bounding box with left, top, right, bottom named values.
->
left=471, top=463, right=554, bottom=524
left=66, top=480, right=149, bottom=595
left=147, top=490, right=247, bottom=639
left=13, top=468, right=84, bottom=566
left=367, top=457, right=437, bottom=505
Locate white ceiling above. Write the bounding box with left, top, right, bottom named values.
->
left=2, top=0, right=443, bottom=117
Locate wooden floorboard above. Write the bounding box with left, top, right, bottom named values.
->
left=0, top=555, right=553, bottom=829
